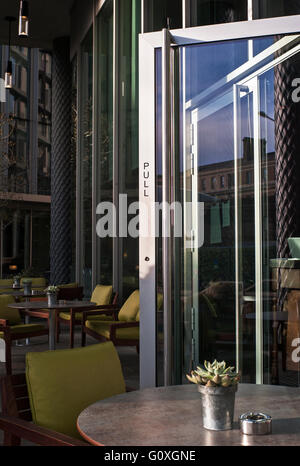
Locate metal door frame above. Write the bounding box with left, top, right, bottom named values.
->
left=139, top=14, right=300, bottom=389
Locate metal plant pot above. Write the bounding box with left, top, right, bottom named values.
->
left=198, top=384, right=238, bottom=431
left=13, top=278, right=21, bottom=288
left=47, top=293, right=57, bottom=307
left=23, top=282, right=32, bottom=296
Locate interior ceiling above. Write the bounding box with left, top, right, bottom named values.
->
left=0, top=0, right=74, bottom=50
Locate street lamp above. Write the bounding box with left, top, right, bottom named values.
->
left=18, top=0, right=29, bottom=37
left=4, top=17, right=16, bottom=90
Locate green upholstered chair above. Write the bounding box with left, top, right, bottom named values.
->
left=82, top=290, right=146, bottom=353
left=0, top=279, right=14, bottom=293
left=0, top=295, right=48, bottom=375
left=26, top=342, right=125, bottom=440
left=56, top=285, right=118, bottom=348
left=0, top=342, right=125, bottom=445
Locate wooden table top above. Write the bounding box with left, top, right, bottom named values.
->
left=8, top=300, right=97, bottom=310
left=77, top=384, right=300, bottom=446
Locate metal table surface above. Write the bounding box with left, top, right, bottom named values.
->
left=77, top=384, right=300, bottom=446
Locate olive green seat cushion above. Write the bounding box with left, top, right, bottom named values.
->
left=0, top=294, right=22, bottom=324
left=59, top=285, right=113, bottom=322
left=0, top=324, right=46, bottom=339
left=57, top=282, right=79, bottom=288
left=21, top=277, right=47, bottom=290
left=118, top=290, right=139, bottom=322
left=91, top=285, right=112, bottom=305
left=86, top=320, right=140, bottom=341
left=26, top=342, right=126, bottom=439
left=59, top=311, right=113, bottom=322
left=0, top=279, right=14, bottom=294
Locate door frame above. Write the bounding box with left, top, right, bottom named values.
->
left=139, top=14, right=300, bottom=389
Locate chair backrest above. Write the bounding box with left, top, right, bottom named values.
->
left=0, top=279, right=13, bottom=286
left=21, top=277, right=47, bottom=289
left=90, top=285, right=113, bottom=305
left=0, top=295, right=21, bottom=324
left=57, top=286, right=83, bottom=301
left=57, top=282, right=79, bottom=289
left=1, top=373, right=32, bottom=421
left=118, top=290, right=140, bottom=322
left=25, top=342, right=126, bottom=439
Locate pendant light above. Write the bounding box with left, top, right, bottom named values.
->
left=4, top=17, right=16, bottom=89
left=18, top=0, right=29, bottom=37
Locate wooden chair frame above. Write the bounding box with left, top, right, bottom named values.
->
left=56, top=292, right=119, bottom=349
left=0, top=316, right=48, bottom=375
left=0, top=374, right=89, bottom=446
left=81, top=308, right=139, bottom=353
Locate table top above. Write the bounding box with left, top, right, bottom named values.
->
left=77, top=384, right=300, bottom=446
left=0, top=291, right=46, bottom=297
left=8, top=300, right=97, bottom=310
left=0, top=285, right=45, bottom=290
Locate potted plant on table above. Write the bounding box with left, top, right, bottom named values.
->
left=22, top=279, right=33, bottom=296
left=187, top=360, right=240, bottom=431
left=45, top=286, right=59, bottom=306
left=13, top=274, right=21, bottom=289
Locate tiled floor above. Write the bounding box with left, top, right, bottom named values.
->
left=0, top=325, right=140, bottom=445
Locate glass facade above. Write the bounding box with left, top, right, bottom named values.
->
left=0, top=45, right=52, bottom=278
left=70, top=0, right=300, bottom=389
left=80, top=29, right=93, bottom=296
left=190, top=0, right=248, bottom=26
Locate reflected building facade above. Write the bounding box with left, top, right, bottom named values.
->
left=0, top=45, right=51, bottom=277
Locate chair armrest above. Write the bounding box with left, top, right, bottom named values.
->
left=82, top=306, right=120, bottom=324
left=0, top=414, right=91, bottom=446
left=109, top=321, right=139, bottom=341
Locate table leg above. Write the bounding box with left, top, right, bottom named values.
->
left=49, top=311, right=56, bottom=350
left=25, top=314, right=30, bottom=345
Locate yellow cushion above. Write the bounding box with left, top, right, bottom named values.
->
left=86, top=320, right=139, bottom=341
left=21, top=278, right=47, bottom=290
left=0, top=295, right=21, bottom=324
left=0, top=279, right=14, bottom=286
left=118, top=290, right=139, bottom=322
left=26, top=342, right=126, bottom=439
left=59, top=311, right=113, bottom=322
left=91, top=285, right=112, bottom=305
left=57, top=282, right=79, bottom=289
left=0, top=323, right=46, bottom=338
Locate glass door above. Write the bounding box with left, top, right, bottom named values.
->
left=139, top=18, right=300, bottom=388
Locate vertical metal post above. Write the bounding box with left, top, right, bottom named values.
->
left=252, top=76, right=263, bottom=384
left=183, top=0, right=191, bottom=28
left=113, top=0, right=121, bottom=298
left=92, top=5, right=98, bottom=290
left=233, top=84, right=245, bottom=374
left=162, top=28, right=172, bottom=386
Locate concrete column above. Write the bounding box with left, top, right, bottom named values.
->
left=50, top=37, right=72, bottom=285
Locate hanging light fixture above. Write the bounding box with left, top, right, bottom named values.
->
left=18, top=0, right=29, bottom=37
left=4, top=17, right=16, bottom=89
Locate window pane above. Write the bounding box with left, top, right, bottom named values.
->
left=144, top=0, right=182, bottom=32
left=190, top=0, right=248, bottom=27
left=256, top=0, right=300, bottom=19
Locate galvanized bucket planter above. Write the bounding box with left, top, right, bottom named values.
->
left=47, top=293, right=57, bottom=307
left=198, top=384, right=238, bottom=431
left=23, top=282, right=32, bottom=296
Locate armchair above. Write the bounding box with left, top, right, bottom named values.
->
left=0, top=295, right=48, bottom=375
left=0, top=342, right=126, bottom=445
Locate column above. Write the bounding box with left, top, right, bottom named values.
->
left=50, top=37, right=72, bottom=285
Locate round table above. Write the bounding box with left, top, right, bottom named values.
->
left=8, top=300, right=97, bottom=350
left=77, top=384, right=300, bottom=446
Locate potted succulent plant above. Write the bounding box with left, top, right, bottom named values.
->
left=45, top=286, right=59, bottom=306
left=22, top=279, right=33, bottom=296
left=13, top=274, right=21, bottom=289
left=187, top=360, right=240, bottom=431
